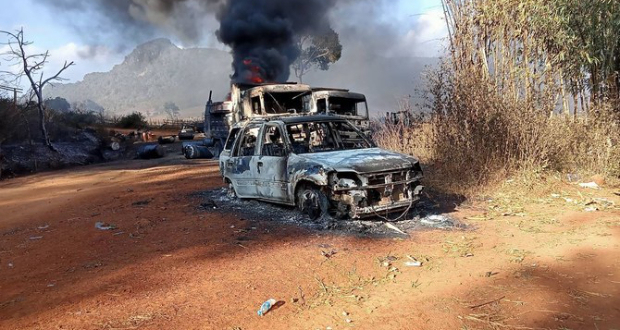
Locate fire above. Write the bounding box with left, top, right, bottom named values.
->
left=243, top=59, right=264, bottom=84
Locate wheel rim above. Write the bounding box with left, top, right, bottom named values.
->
left=300, top=189, right=321, bottom=219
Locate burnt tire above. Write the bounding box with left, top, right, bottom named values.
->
left=296, top=185, right=329, bottom=220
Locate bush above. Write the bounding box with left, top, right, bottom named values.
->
left=117, top=112, right=147, bottom=129
left=54, top=110, right=101, bottom=129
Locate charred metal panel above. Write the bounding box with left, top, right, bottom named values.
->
left=294, top=148, right=419, bottom=174
left=255, top=155, right=290, bottom=202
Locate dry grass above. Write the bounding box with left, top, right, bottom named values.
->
left=372, top=0, right=620, bottom=198
left=373, top=66, right=620, bottom=197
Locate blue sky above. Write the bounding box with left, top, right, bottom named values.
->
left=1, top=0, right=447, bottom=85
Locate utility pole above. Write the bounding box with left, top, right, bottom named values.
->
left=0, top=85, right=23, bottom=107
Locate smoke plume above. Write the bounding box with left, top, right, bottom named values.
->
left=215, top=0, right=336, bottom=83
left=35, top=0, right=223, bottom=49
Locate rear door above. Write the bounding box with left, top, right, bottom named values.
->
left=255, top=123, right=291, bottom=203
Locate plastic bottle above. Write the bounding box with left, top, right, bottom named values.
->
left=257, top=298, right=277, bottom=316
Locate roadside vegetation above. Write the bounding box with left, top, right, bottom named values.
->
left=374, top=0, right=620, bottom=195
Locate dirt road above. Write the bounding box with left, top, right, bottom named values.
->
left=1, top=156, right=619, bottom=330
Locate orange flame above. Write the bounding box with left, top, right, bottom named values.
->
left=243, top=59, right=264, bottom=84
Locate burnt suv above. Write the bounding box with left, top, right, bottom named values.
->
left=219, top=115, right=423, bottom=219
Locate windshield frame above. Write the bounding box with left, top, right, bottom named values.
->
left=285, top=120, right=375, bottom=154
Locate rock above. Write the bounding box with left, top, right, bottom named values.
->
left=590, top=174, right=606, bottom=186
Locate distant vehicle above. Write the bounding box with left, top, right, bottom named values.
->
left=177, top=126, right=196, bottom=140
left=203, top=92, right=234, bottom=157
left=202, top=83, right=372, bottom=157
left=303, top=88, right=370, bottom=132
left=219, top=115, right=424, bottom=219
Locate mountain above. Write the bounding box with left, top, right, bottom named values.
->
left=47, top=38, right=233, bottom=118
left=48, top=38, right=439, bottom=118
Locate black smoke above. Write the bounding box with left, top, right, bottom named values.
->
left=35, top=0, right=339, bottom=83
left=216, top=0, right=336, bottom=83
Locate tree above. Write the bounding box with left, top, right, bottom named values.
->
left=0, top=28, right=74, bottom=150
left=73, top=99, right=105, bottom=113
left=163, top=101, right=180, bottom=121
left=45, top=97, right=71, bottom=113
left=0, top=97, right=20, bottom=178
left=292, top=28, right=342, bottom=83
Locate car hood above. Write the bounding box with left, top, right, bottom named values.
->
left=294, top=148, right=419, bottom=174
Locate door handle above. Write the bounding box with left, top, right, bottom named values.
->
left=257, top=161, right=263, bottom=173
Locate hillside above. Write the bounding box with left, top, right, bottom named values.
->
left=48, top=38, right=437, bottom=117
left=47, top=39, right=232, bottom=117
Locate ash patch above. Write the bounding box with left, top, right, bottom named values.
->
left=194, top=188, right=466, bottom=238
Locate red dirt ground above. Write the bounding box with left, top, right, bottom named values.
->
left=1, top=155, right=619, bottom=330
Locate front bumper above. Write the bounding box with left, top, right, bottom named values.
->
left=332, top=180, right=424, bottom=219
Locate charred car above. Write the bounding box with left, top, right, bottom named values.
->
left=219, top=115, right=423, bottom=219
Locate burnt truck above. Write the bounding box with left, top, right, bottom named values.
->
left=219, top=115, right=424, bottom=219
left=304, top=88, right=370, bottom=132
left=202, top=83, right=371, bottom=156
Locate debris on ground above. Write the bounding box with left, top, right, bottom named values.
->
left=321, top=250, right=337, bottom=258
left=132, top=200, right=151, bottom=206
left=384, top=223, right=407, bottom=235
left=420, top=215, right=455, bottom=228
left=95, top=222, right=117, bottom=231
left=37, top=224, right=49, bottom=230
left=404, top=255, right=423, bottom=267
left=199, top=199, right=218, bottom=209
left=579, top=182, right=600, bottom=189
left=136, top=144, right=165, bottom=160
left=584, top=198, right=616, bottom=212
left=194, top=188, right=464, bottom=238
left=590, top=174, right=606, bottom=186
left=257, top=298, right=277, bottom=316
left=184, top=145, right=213, bottom=159
left=158, top=136, right=176, bottom=144
left=29, top=236, right=43, bottom=240
left=378, top=255, right=398, bottom=268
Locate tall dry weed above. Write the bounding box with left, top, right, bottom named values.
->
left=373, top=63, right=620, bottom=195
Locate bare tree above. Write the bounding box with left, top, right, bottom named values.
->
left=163, top=101, right=180, bottom=121
left=1, top=28, right=74, bottom=151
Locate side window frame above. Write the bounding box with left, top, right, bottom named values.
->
left=224, top=128, right=241, bottom=151
left=232, top=124, right=261, bottom=157
left=260, top=123, right=288, bottom=157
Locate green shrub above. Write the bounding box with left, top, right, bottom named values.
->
left=117, top=112, right=147, bottom=129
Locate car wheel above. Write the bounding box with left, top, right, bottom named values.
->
left=296, top=185, right=329, bottom=220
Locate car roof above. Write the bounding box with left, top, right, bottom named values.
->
left=232, top=115, right=350, bottom=129
left=274, top=115, right=348, bottom=124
